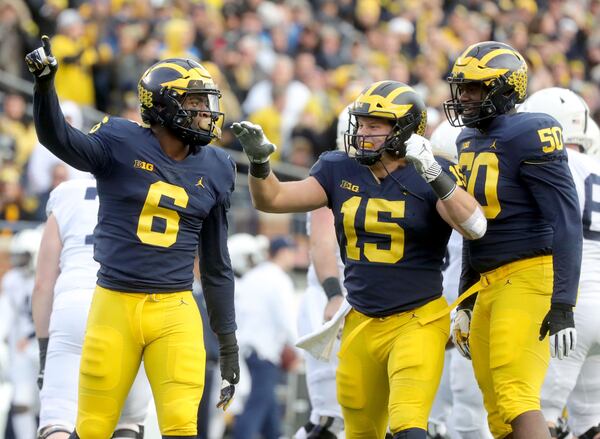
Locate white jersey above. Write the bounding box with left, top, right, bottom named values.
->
left=567, top=149, right=600, bottom=292
left=305, top=211, right=346, bottom=292
left=441, top=230, right=463, bottom=304
left=46, top=180, right=100, bottom=297
left=0, top=268, right=35, bottom=347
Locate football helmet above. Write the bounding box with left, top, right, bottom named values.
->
left=444, top=41, right=528, bottom=129
left=227, top=233, right=268, bottom=277
left=138, top=58, right=223, bottom=149
left=430, top=120, right=461, bottom=163
left=344, top=81, right=427, bottom=165
left=10, top=226, right=43, bottom=273
left=587, top=118, right=600, bottom=158
left=518, top=87, right=593, bottom=151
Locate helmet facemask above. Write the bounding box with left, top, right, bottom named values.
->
left=444, top=76, right=519, bottom=129
left=344, top=111, right=420, bottom=166
left=156, top=85, right=223, bottom=150
left=138, top=59, right=224, bottom=151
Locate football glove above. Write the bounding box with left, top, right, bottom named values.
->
left=216, top=332, right=239, bottom=411
left=37, top=337, right=49, bottom=390
left=405, top=134, right=440, bottom=183
left=539, top=302, right=577, bottom=360
left=451, top=308, right=472, bottom=359
left=231, top=121, right=277, bottom=164
left=25, top=36, right=58, bottom=84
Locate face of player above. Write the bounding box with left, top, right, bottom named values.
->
left=457, top=81, right=487, bottom=119
left=181, top=93, right=213, bottom=132
left=355, top=116, right=393, bottom=152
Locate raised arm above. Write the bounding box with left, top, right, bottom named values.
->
left=233, top=121, right=328, bottom=212
left=26, top=36, right=111, bottom=174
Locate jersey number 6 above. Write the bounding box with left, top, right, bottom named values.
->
left=137, top=181, right=189, bottom=247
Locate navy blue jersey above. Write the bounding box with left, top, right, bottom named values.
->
left=457, top=112, right=582, bottom=305
left=310, top=151, right=455, bottom=317
left=33, top=87, right=236, bottom=333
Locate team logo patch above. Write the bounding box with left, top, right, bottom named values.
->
left=133, top=160, right=155, bottom=172
left=340, top=180, right=360, bottom=193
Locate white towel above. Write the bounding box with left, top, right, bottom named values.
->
left=295, top=298, right=352, bottom=361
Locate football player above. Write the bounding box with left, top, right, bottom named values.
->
left=233, top=80, right=486, bottom=439
left=518, top=87, right=600, bottom=439
left=32, top=179, right=152, bottom=439
left=428, top=121, right=493, bottom=439
left=25, top=37, right=239, bottom=439
left=0, top=228, right=42, bottom=439
left=445, top=42, right=582, bottom=439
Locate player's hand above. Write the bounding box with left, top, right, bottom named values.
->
left=323, top=295, right=344, bottom=322
left=216, top=332, right=239, bottom=411
left=37, top=337, right=49, bottom=390
left=405, top=134, right=441, bottom=183
left=25, top=36, right=58, bottom=82
left=451, top=308, right=472, bottom=359
left=231, top=121, right=277, bottom=164
left=539, top=303, right=577, bottom=360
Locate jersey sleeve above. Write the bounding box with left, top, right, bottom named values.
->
left=199, top=150, right=237, bottom=335
left=511, top=113, right=568, bottom=163
left=309, top=151, right=338, bottom=206
left=33, top=85, right=113, bottom=175
left=519, top=159, right=582, bottom=306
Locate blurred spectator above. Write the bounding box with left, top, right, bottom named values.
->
left=233, top=236, right=298, bottom=439
left=243, top=55, right=310, bottom=158
left=0, top=0, right=37, bottom=78
left=51, top=8, right=108, bottom=107
left=0, top=166, right=37, bottom=225
left=0, top=93, right=36, bottom=170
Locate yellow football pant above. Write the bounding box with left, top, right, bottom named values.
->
left=76, top=286, right=205, bottom=439
left=336, top=296, right=450, bottom=438
left=470, top=256, right=553, bottom=439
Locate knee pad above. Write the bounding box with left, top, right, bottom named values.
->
left=578, top=424, right=600, bottom=439
left=38, top=425, right=72, bottom=439
left=393, top=428, right=427, bottom=439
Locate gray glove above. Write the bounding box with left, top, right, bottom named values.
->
left=25, top=36, right=58, bottom=86
left=231, top=121, right=277, bottom=164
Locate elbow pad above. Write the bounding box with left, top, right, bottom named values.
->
left=460, top=208, right=487, bottom=240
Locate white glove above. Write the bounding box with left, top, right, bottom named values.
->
left=405, top=134, right=441, bottom=182
left=451, top=309, right=472, bottom=359
left=231, top=121, right=277, bottom=164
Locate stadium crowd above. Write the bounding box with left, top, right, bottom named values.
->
left=1, top=0, right=600, bottom=438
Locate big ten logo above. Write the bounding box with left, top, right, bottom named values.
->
left=134, top=160, right=155, bottom=172
left=340, top=180, right=360, bottom=192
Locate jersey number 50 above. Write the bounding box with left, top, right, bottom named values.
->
left=341, top=196, right=405, bottom=264
left=459, top=152, right=501, bottom=219
left=137, top=181, right=189, bottom=247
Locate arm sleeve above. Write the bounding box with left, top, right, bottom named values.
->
left=459, top=238, right=480, bottom=298
left=33, top=85, right=111, bottom=174
left=519, top=159, right=582, bottom=306
left=199, top=198, right=236, bottom=336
